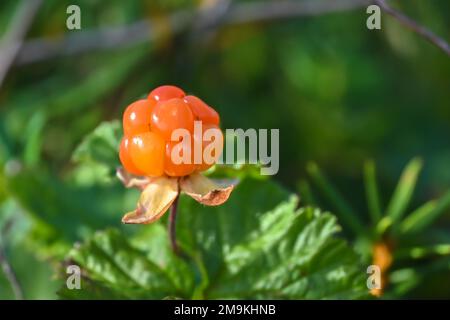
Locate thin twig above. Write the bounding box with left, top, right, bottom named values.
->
left=15, top=0, right=372, bottom=65
left=226, top=0, right=371, bottom=24
left=0, top=235, right=24, bottom=300
left=375, top=0, right=450, bottom=56
left=0, top=0, right=42, bottom=87
left=168, top=194, right=181, bottom=255
left=15, top=10, right=193, bottom=66
left=9, top=0, right=450, bottom=66
left=189, top=0, right=233, bottom=42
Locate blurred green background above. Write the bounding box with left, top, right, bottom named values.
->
left=0, top=0, right=449, bottom=299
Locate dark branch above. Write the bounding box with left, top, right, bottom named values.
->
left=15, top=0, right=372, bottom=65
left=168, top=194, right=181, bottom=256
left=226, top=0, right=371, bottom=24
left=9, top=0, right=450, bottom=66
left=375, top=0, right=450, bottom=56
left=0, top=226, right=24, bottom=300
left=0, top=0, right=42, bottom=87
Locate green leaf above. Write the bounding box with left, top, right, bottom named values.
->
left=363, top=160, right=382, bottom=223
left=395, top=244, right=450, bottom=260
left=0, top=170, right=7, bottom=204
left=71, top=121, right=122, bottom=184
left=58, top=228, right=195, bottom=299
left=23, top=111, right=46, bottom=166
left=384, top=158, right=423, bottom=226
left=297, top=179, right=315, bottom=206
left=389, top=257, right=450, bottom=297
left=59, top=178, right=368, bottom=299
left=4, top=169, right=127, bottom=258
left=72, top=120, right=122, bottom=168
left=207, top=164, right=269, bottom=181
left=203, top=205, right=367, bottom=299
left=400, top=191, right=450, bottom=235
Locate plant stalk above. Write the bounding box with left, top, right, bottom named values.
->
left=168, top=194, right=181, bottom=255
left=0, top=241, right=24, bottom=300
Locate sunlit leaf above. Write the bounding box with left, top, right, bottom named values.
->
left=60, top=179, right=368, bottom=299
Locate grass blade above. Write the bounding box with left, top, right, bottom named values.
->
left=385, top=158, right=423, bottom=225
left=297, top=179, right=315, bottom=206
left=23, top=111, right=46, bottom=166
left=390, top=257, right=450, bottom=297
left=307, top=162, right=365, bottom=236
left=363, top=160, right=382, bottom=224
left=395, top=244, right=450, bottom=260
left=400, top=191, right=450, bottom=235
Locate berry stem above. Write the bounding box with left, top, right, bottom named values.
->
left=168, top=194, right=180, bottom=255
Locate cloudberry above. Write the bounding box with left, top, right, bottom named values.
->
left=184, top=95, right=220, bottom=126
left=164, top=139, right=196, bottom=177
left=148, top=85, right=185, bottom=108
left=150, top=98, right=195, bottom=141
left=119, top=85, right=223, bottom=178
left=119, top=137, right=144, bottom=176
left=128, top=132, right=165, bottom=177
left=194, top=124, right=223, bottom=172
left=123, top=99, right=152, bottom=136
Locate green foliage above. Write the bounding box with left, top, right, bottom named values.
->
left=72, top=120, right=121, bottom=167
left=59, top=179, right=367, bottom=299
left=71, top=120, right=122, bottom=185
left=59, top=228, right=194, bottom=299
left=4, top=169, right=124, bottom=258
left=363, top=161, right=382, bottom=223
left=0, top=0, right=448, bottom=300
left=3, top=121, right=368, bottom=299
left=301, top=158, right=450, bottom=297
left=306, top=162, right=365, bottom=237
left=400, top=191, right=450, bottom=235
left=384, top=158, right=423, bottom=229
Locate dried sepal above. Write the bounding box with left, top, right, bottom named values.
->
left=122, top=176, right=179, bottom=224
left=116, top=167, right=150, bottom=190
left=180, top=172, right=235, bottom=206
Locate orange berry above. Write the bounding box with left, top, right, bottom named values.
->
left=164, top=140, right=196, bottom=177
left=119, top=137, right=144, bottom=176
left=150, top=98, right=195, bottom=141
left=184, top=95, right=220, bottom=126
left=194, top=124, right=223, bottom=172
left=123, top=99, right=152, bottom=136
left=128, top=132, right=165, bottom=177
left=148, top=85, right=185, bottom=108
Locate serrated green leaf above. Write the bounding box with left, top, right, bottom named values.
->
left=71, top=229, right=192, bottom=298
left=59, top=178, right=368, bottom=299
left=59, top=228, right=195, bottom=299
left=205, top=206, right=366, bottom=299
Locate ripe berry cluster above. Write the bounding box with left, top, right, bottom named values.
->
left=119, top=85, right=222, bottom=177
